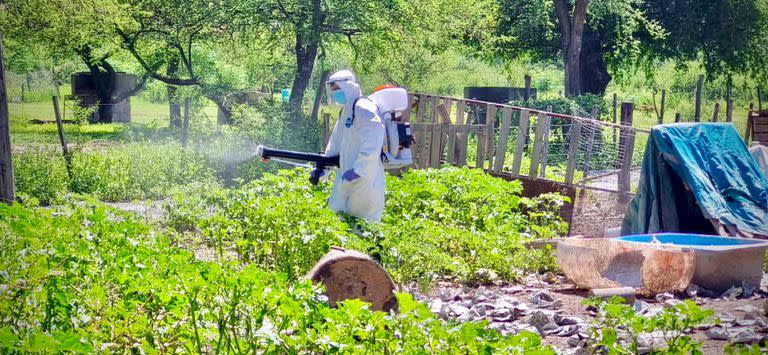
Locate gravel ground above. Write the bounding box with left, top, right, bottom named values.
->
left=405, top=275, right=768, bottom=354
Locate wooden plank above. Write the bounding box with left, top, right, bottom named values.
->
left=457, top=125, right=470, bottom=167
left=612, top=93, right=618, bottom=144
left=431, top=96, right=439, bottom=123
left=476, top=125, right=486, bottom=169
left=754, top=133, right=768, bottom=143
left=524, top=75, right=532, bottom=100
left=446, top=125, right=457, bottom=165
left=675, top=112, right=681, bottom=123
left=539, top=106, right=552, bottom=178
left=455, top=100, right=466, bottom=160
left=712, top=102, right=720, bottom=122
left=411, top=123, right=429, bottom=168
left=402, top=93, right=413, bottom=122
left=694, top=75, right=704, bottom=122
left=510, top=109, right=530, bottom=176
left=746, top=107, right=754, bottom=142
left=493, top=107, right=513, bottom=173
left=440, top=98, right=453, bottom=123
left=753, top=116, right=768, bottom=125
left=322, top=113, right=331, bottom=146
left=753, top=124, right=768, bottom=133
left=485, top=103, right=496, bottom=171
left=565, top=121, right=582, bottom=184
left=416, top=94, right=426, bottom=123
left=430, top=123, right=442, bottom=168
left=529, top=113, right=549, bottom=179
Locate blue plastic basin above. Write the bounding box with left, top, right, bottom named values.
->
left=613, top=233, right=768, bottom=291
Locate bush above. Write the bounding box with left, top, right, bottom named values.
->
left=12, top=148, right=69, bottom=205
left=166, top=167, right=569, bottom=286
left=13, top=143, right=221, bottom=203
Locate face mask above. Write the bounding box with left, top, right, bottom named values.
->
left=332, top=90, right=346, bottom=105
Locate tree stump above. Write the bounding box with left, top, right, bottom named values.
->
left=306, top=247, right=398, bottom=312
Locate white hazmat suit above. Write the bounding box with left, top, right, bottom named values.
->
left=324, top=70, right=386, bottom=222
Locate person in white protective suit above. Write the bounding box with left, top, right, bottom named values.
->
left=323, top=70, right=386, bottom=222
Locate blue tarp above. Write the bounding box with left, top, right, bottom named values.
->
left=621, top=123, right=768, bottom=238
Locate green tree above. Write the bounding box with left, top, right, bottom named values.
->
left=255, top=0, right=398, bottom=119
left=488, top=0, right=768, bottom=96
left=116, top=0, right=260, bottom=124
left=1, top=0, right=148, bottom=122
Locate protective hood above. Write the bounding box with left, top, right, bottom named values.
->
left=326, top=70, right=362, bottom=112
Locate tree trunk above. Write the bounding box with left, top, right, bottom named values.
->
left=579, top=29, right=611, bottom=95
left=0, top=34, right=15, bottom=204
left=287, top=0, right=322, bottom=119
left=167, top=58, right=182, bottom=127
left=214, top=99, right=232, bottom=124
left=553, top=0, right=589, bottom=97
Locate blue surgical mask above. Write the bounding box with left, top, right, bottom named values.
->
left=332, top=90, right=346, bottom=105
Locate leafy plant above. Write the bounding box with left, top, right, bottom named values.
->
left=585, top=297, right=716, bottom=354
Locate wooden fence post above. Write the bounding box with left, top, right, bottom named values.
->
left=675, top=113, right=681, bottom=123
left=612, top=93, right=618, bottom=144
left=524, top=75, right=532, bottom=101
left=659, top=89, right=666, bottom=124
left=694, top=75, right=704, bottom=122
left=565, top=121, right=582, bottom=185
left=430, top=123, right=442, bottom=168
left=510, top=110, right=530, bottom=176
left=0, top=34, right=13, bottom=205
left=712, top=102, right=720, bottom=122
left=53, top=96, right=72, bottom=178
left=416, top=94, right=426, bottom=123
left=485, top=103, right=496, bottom=171
left=618, top=102, right=635, bottom=201
left=455, top=100, right=466, bottom=160
left=746, top=103, right=754, bottom=142
left=539, top=105, right=552, bottom=177
left=759, top=87, right=763, bottom=111
left=493, top=107, right=513, bottom=173
left=726, top=83, right=733, bottom=122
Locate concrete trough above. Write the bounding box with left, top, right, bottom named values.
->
left=615, top=233, right=768, bottom=292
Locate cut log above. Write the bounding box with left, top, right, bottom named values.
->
left=306, top=247, right=398, bottom=312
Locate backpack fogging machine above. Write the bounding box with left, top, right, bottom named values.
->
left=256, top=86, right=414, bottom=185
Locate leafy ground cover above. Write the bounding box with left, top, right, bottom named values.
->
left=0, top=199, right=553, bottom=354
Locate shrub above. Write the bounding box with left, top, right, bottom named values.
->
left=12, top=148, right=69, bottom=205
left=166, top=167, right=569, bottom=286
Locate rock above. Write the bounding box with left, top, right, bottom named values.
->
left=634, top=300, right=651, bottom=313
left=471, top=295, right=490, bottom=305
left=489, top=308, right=515, bottom=322
left=530, top=290, right=562, bottom=309
left=685, top=284, right=700, bottom=298
left=663, top=299, right=684, bottom=308
left=655, top=293, right=674, bottom=302
left=734, top=305, right=759, bottom=315
left=720, top=285, right=743, bottom=300
left=513, top=303, right=530, bottom=315
left=542, top=272, right=558, bottom=284
left=705, top=327, right=730, bottom=341
left=731, top=329, right=760, bottom=344
left=448, top=304, right=470, bottom=317
left=556, top=325, right=581, bottom=337
left=736, top=319, right=757, bottom=327
left=502, top=285, right=524, bottom=294
left=567, top=335, right=581, bottom=347
left=694, top=323, right=715, bottom=331
left=470, top=302, right=495, bottom=317
left=494, top=298, right=517, bottom=310
left=428, top=299, right=444, bottom=314
left=527, top=311, right=559, bottom=335
left=514, top=322, right=541, bottom=335
left=474, top=268, right=498, bottom=283
left=554, top=314, right=582, bottom=326
left=719, top=312, right=736, bottom=325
